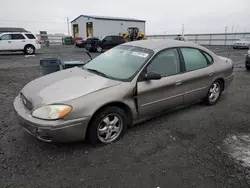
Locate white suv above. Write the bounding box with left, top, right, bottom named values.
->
left=0, top=32, right=41, bottom=55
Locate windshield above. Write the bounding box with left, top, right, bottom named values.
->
left=241, top=37, right=250, bottom=41
left=83, top=45, right=154, bottom=81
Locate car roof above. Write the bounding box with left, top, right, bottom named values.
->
left=121, top=39, right=206, bottom=52
left=0, top=32, right=34, bottom=35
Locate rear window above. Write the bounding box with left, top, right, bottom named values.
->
left=25, top=34, right=36, bottom=39
left=11, top=34, right=25, bottom=40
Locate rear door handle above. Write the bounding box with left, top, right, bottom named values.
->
left=8, top=41, right=11, bottom=43
left=208, top=72, right=214, bottom=76
left=21, top=40, right=26, bottom=42
left=175, top=80, right=183, bottom=86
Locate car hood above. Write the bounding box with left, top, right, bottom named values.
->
left=21, top=67, right=121, bottom=109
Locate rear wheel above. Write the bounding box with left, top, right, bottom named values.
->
left=204, top=80, right=223, bottom=105
left=87, top=106, right=128, bottom=145
left=246, top=65, right=250, bottom=70
left=24, top=45, right=35, bottom=55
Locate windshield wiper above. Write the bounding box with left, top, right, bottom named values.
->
left=85, top=68, right=108, bottom=78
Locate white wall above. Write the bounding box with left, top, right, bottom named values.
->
left=93, top=19, right=145, bottom=37
left=71, top=16, right=145, bottom=38
left=71, top=16, right=95, bottom=38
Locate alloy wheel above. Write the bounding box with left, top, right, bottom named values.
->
left=208, top=82, right=221, bottom=103
left=97, top=113, right=123, bottom=144
left=26, top=47, right=34, bottom=54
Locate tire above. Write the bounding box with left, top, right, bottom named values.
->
left=204, top=80, right=223, bottom=105
left=96, top=46, right=103, bottom=53
left=246, top=66, right=250, bottom=70
left=24, top=45, right=35, bottom=55
left=87, top=106, right=128, bottom=145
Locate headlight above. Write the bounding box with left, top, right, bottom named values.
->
left=248, top=50, right=250, bottom=56
left=32, top=105, right=72, bottom=120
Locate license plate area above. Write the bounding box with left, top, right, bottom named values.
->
left=19, top=119, right=38, bottom=136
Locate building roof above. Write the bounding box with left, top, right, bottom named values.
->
left=71, top=15, right=146, bottom=23
left=0, top=27, right=27, bottom=33
left=121, top=39, right=215, bottom=54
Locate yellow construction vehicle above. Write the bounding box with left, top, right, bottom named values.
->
left=122, top=27, right=147, bottom=42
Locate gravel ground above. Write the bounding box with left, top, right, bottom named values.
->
left=0, top=45, right=250, bottom=188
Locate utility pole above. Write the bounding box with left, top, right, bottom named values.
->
left=225, top=26, right=228, bottom=46
left=225, top=26, right=228, bottom=34
left=181, top=24, right=184, bottom=36
left=67, top=17, right=70, bottom=36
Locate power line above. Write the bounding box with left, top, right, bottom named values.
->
left=0, top=19, right=65, bottom=24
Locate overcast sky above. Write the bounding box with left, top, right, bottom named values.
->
left=0, top=0, right=249, bottom=35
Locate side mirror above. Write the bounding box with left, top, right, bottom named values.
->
left=145, top=72, right=161, bottom=80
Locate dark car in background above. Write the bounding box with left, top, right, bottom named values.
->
left=75, top=37, right=101, bottom=48
left=246, top=50, right=250, bottom=70
left=85, top=35, right=125, bottom=52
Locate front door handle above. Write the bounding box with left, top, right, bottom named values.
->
left=208, top=72, right=214, bottom=76
left=175, top=80, right=183, bottom=86
left=8, top=41, right=11, bottom=43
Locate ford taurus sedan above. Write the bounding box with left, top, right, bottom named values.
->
left=13, top=39, right=234, bottom=145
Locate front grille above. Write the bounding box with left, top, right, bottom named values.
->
left=20, top=93, right=33, bottom=110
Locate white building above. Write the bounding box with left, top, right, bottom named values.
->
left=70, top=15, right=146, bottom=38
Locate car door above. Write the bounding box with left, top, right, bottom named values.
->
left=0, top=34, right=12, bottom=50
left=178, top=47, right=215, bottom=105
left=137, top=48, right=185, bottom=118
left=102, top=36, right=113, bottom=50
left=112, top=36, right=124, bottom=47
left=10, top=34, right=26, bottom=50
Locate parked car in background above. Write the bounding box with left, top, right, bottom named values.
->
left=75, top=37, right=101, bottom=48
left=233, top=37, right=250, bottom=49
left=246, top=50, right=250, bottom=70
left=173, top=35, right=187, bottom=41
left=85, top=35, right=125, bottom=52
left=14, top=39, right=234, bottom=145
left=72, top=37, right=83, bottom=45
left=0, top=32, right=41, bottom=54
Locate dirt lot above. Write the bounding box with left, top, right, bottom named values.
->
left=0, top=45, right=250, bottom=188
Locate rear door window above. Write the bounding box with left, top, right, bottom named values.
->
left=112, top=36, right=124, bottom=43
left=202, top=51, right=213, bottom=65
left=180, top=48, right=208, bottom=71
left=25, top=34, right=36, bottom=39
left=11, top=34, right=25, bottom=40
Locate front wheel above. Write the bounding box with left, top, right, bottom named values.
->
left=96, top=46, right=103, bottom=53
left=246, top=65, right=250, bottom=70
left=204, top=80, right=223, bottom=105
left=87, top=107, right=128, bottom=145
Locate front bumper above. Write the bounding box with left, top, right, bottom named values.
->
left=245, top=55, right=250, bottom=66
left=233, top=44, right=249, bottom=49
left=13, top=95, right=91, bottom=143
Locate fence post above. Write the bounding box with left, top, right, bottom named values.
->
left=209, top=34, right=212, bottom=45
left=195, top=34, right=198, bottom=44
left=225, top=33, right=227, bottom=46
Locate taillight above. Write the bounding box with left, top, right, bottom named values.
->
left=36, top=40, right=41, bottom=44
